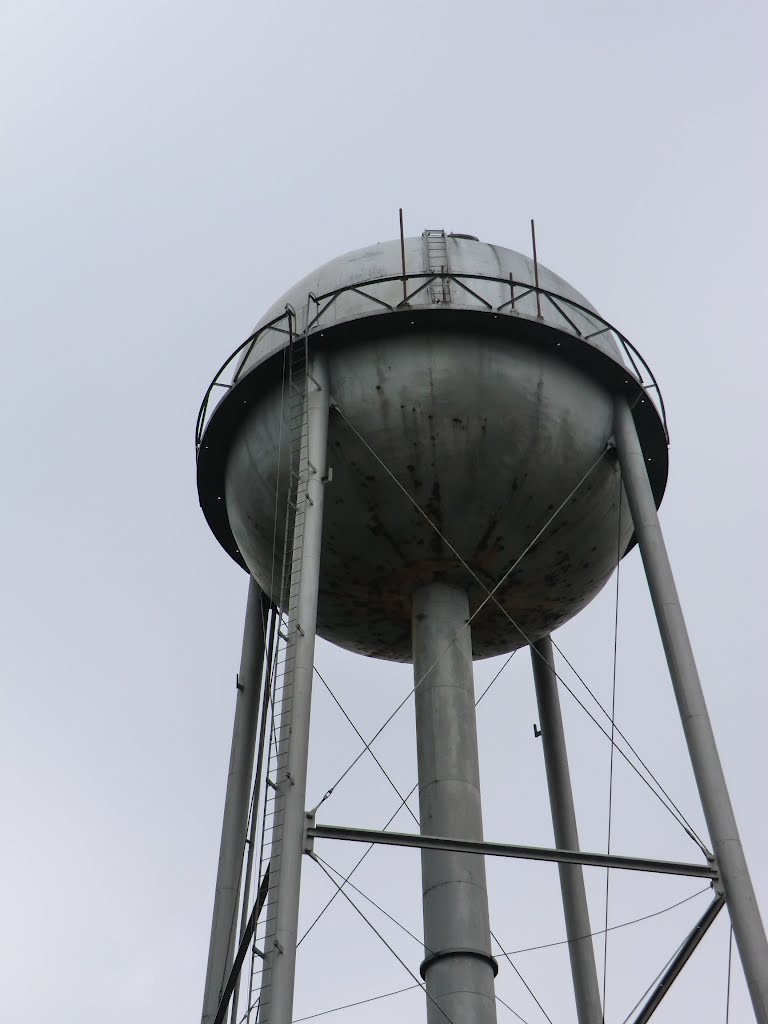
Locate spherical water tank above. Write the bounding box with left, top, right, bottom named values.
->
left=197, top=232, right=667, bottom=661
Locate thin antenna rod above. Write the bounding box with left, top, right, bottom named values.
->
left=399, top=208, right=407, bottom=304
left=531, top=218, right=542, bottom=318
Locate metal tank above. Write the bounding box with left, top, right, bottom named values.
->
left=197, top=232, right=667, bottom=661
left=196, top=228, right=768, bottom=1024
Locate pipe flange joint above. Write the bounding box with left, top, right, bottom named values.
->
left=420, top=947, right=499, bottom=979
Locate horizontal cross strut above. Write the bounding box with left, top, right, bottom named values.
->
left=307, top=823, right=717, bottom=880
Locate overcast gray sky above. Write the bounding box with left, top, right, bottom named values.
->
left=2, top=2, right=767, bottom=1022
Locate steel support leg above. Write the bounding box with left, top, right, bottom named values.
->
left=614, top=397, right=768, bottom=1024
left=231, top=606, right=277, bottom=1024
left=531, top=636, right=603, bottom=1024
left=413, top=583, right=498, bottom=1024
left=260, top=354, right=330, bottom=1024
left=202, top=577, right=269, bottom=1024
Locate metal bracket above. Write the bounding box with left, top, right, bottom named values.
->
left=304, top=810, right=316, bottom=854
left=712, top=862, right=725, bottom=898
left=533, top=723, right=542, bottom=738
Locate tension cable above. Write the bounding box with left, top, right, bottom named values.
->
left=310, top=419, right=606, bottom=813
left=330, top=404, right=707, bottom=856
left=309, top=853, right=459, bottom=1024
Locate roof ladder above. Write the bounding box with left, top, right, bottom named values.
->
left=422, top=229, right=451, bottom=304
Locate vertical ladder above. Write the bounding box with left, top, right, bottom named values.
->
left=423, top=229, right=451, bottom=303
left=249, top=315, right=310, bottom=1024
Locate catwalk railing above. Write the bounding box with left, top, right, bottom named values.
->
left=195, top=271, right=668, bottom=453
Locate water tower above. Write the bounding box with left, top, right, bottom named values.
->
left=195, top=226, right=768, bottom=1024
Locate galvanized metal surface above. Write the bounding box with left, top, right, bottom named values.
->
left=412, top=583, right=497, bottom=1024
left=202, top=578, right=268, bottom=1024
left=253, top=317, right=316, bottom=1017
left=614, top=398, right=768, bottom=1024
left=194, top=232, right=768, bottom=1024
left=237, top=236, right=625, bottom=376
left=224, top=330, right=633, bottom=661
left=196, top=270, right=667, bottom=454
left=531, top=636, right=602, bottom=1024
left=198, top=232, right=667, bottom=662
left=231, top=606, right=278, bottom=1024
left=257, top=355, right=330, bottom=1024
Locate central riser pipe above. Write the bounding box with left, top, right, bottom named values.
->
left=412, top=583, right=498, bottom=1024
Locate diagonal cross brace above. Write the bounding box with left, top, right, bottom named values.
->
left=212, top=864, right=271, bottom=1024
left=630, top=896, right=725, bottom=1024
